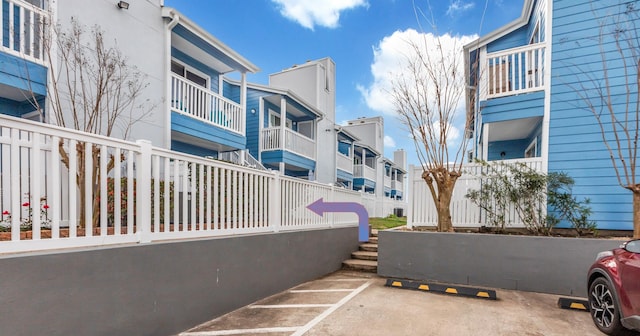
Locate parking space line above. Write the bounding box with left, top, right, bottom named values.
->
left=289, top=289, right=354, bottom=293
left=180, top=326, right=300, bottom=335
left=249, top=304, right=334, bottom=309
left=290, top=280, right=372, bottom=336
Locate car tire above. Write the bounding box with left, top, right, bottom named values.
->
left=589, top=277, right=634, bottom=335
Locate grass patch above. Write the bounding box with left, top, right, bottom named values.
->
left=369, top=215, right=407, bottom=230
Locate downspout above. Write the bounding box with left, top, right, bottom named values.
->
left=164, top=10, right=179, bottom=149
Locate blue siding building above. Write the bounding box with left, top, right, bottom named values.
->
left=465, top=0, right=638, bottom=230
left=164, top=8, right=259, bottom=157
left=0, top=0, right=48, bottom=121
left=224, top=80, right=323, bottom=178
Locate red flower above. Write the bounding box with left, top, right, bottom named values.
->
left=22, top=202, right=30, bottom=207
left=2, top=210, right=9, bottom=215
left=43, top=204, right=50, bottom=209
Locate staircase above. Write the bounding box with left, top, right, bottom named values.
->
left=342, top=229, right=378, bottom=272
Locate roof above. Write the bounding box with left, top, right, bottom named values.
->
left=226, top=79, right=324, bottom=119
left=463, top=0, right=534, bottom=52
left=335, top=126, right=360, bottom=142
left=354, top=142, right=380, bottom=157
left=162, top=7, right=260, bottom=74
left=271, top=57, right=335, bottom=77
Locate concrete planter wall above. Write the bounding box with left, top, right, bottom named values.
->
left=378, top=230, right=623, bottom=297
left=0, top=227, right=358, bottom=336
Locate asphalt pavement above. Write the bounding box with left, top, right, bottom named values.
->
left=179, top=270, right=601, bottom=336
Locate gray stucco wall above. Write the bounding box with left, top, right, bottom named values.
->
left=56, top=0, right=167, bottom=148
left=0, top=227, right=358, bottom=336
left=378, top=230, right=623, bottom=297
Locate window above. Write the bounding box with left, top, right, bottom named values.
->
left=268, top=109, right=292, bottom=128
left=530, top=22, right=540, bottom=44
left=525, top=138, right=537, bottom=158
left=171, top=60, right=208, bottom=88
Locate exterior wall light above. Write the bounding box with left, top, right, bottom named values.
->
left=117, top=1, right=129, bottom=9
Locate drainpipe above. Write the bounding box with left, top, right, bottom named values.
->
left=164, top=10, right=179, bottom=149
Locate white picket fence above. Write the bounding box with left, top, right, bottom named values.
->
left=407, top=158, right=543, bottom=229
left=0, top=115, right=362, bottom=254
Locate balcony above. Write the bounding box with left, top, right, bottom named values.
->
left=391, top=179, right=404, bottom=192
left=354, top=164, right=376, bottom=181
left=171, top=74, right=244, bottom=135
left=482, top=43, right=545, bottom=100
left=1, top=0, right=47, bottom=66
left=336, top=153, right=353, bottom=174
left=384, top=175, right=392, bottom=189
left=261, top=127, right=316, bottom=160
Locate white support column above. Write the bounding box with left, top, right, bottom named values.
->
left=407, top=165, right=414, bottom=229
left=280, top=96, right=287, bottom=151
left=269, top=172, right=281, bottom=232
left=258, top=97, right=264, bottom=161
left=482, top=123, right=489, bottom=161
left=240, top=72, right=247, bottom=136
left=136, top=140, right=153, bottom=243
left=478, top=47, right=488, bottom=102
left=540, top=0, right=553, bottom=174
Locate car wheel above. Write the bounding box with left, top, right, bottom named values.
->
left=589, top=277, right=631, bottom=335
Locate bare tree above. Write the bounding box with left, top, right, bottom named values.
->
left=390, top=34, right=472, bottom=232
left=30, top=18, right=154, bottom=228
left=568, top=1, right=640, bottom=238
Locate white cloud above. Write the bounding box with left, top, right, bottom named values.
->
left=272, top=0, right=368, bottom=30
left=358, top=29, right=477, bottom=117
left=384, top=135, right=396, bottom=148
left=446, top=0, right=475, bottom=17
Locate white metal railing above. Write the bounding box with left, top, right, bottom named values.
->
left=336, top=153, right=353, bottom=174
left=217, top=150, right=267, bottom=170
left=483, top=43, right=545, bottom=100
left=170, top=74, right=244, bottom=135
left=407, top=158, right=544, bottom=228
left=279, top=175, right=363, bottom=229
left=0, top=0, right=47, bottom=65
left=0, top=115, right=359, bottom=254
left=261, top=127, right=316, bottom=160
left=353, top=164, right=376, bottom=181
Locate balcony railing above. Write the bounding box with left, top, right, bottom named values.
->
left=354, top=164, right=376, bottom=181
left=261, top=127, right=316, bottom=160
left=483, top=43, right=545, bottom=100
left=0, top=0, right=47, bottom=65
left=170, top=74, right=244, bottom=135
left=336, top=153, right=353, bottom=174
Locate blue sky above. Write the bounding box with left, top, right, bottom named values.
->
left=164, top=0, right=523, bottom=166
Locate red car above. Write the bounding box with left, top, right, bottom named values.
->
left=588, top=239, right=640, bottom=335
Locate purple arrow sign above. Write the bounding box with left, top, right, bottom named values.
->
left=306, top=198, right=369, bottom=242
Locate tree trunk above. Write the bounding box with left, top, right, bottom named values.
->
left=422, top=169, right=459, bottom=232
left=436, top=181, right=455, bottom=232
left=634, top=190, right=640, bottom=239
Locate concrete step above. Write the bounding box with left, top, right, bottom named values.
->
left=352, top=250, right=378, bottom=261
left=371, top=229, right=379, bottom=237
left=360, top=243, right=378, bottom=252
left=342, top=259, right=377, bottom=272
left=368, top=236, right=378, bottom=243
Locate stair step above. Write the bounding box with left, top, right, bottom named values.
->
left=342, top=259, right=377, bottom=272
left=368, top=236, right=378, bottom=243
left=352, top=250, right=378, bottom=261
left=371, top=229, right=379, bottom=237
left=360, top=243, right=378, bottom=252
